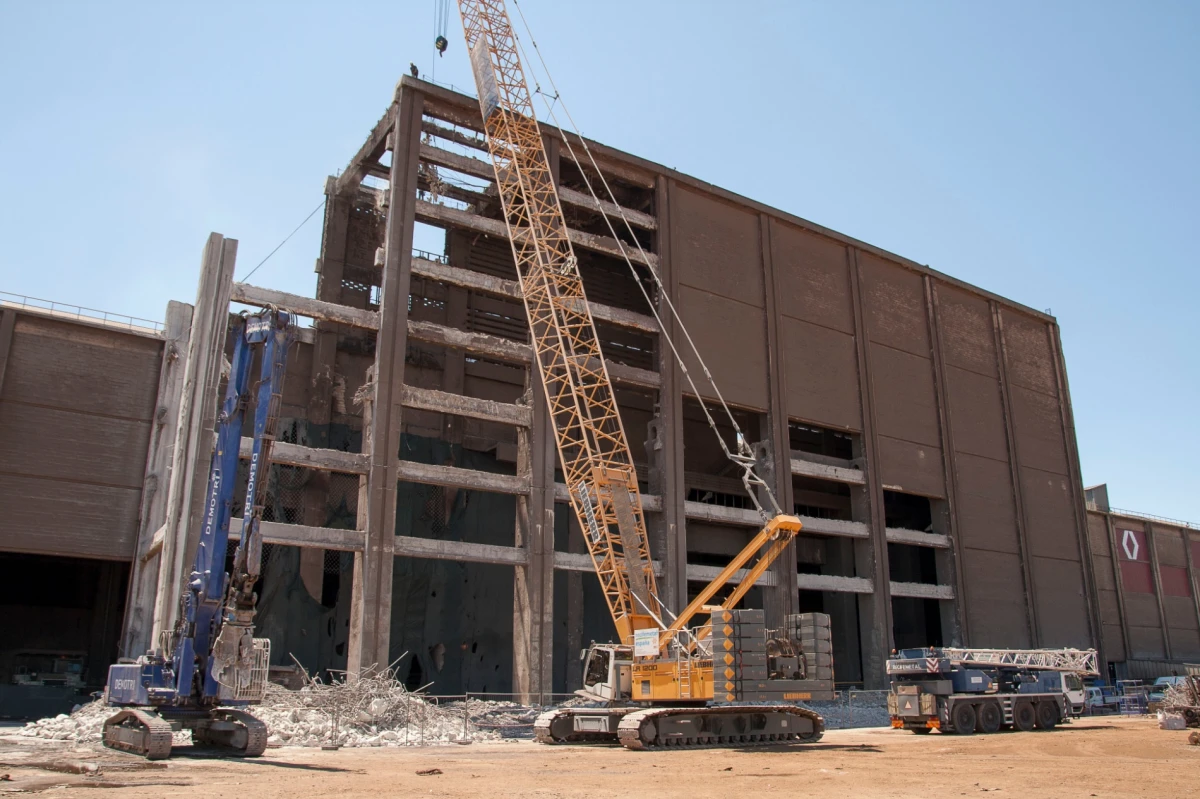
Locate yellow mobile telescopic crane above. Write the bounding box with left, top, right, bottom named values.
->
left=456, top=0, right=827, bottom=749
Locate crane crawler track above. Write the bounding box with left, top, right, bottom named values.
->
left=617, top=706, right=825, bottom=751
left=102, top=709, right=174, bottom=760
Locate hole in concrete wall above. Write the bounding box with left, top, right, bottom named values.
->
left=0, top=553, right=128, bottom=719
left=883, top=490, right=933, bottom=532
left=682, top=397, right=762, bottom=484
left=405, top=656, right=425, bottom=691
left=887, top=543, right=938, bottom=584
left=788, top=422, right=853, bottom=460
left=892, top=598, right=943, bottom=650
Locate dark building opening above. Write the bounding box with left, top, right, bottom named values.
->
left=0, top=553, right=127, bottom=719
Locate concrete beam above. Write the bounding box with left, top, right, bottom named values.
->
left=885, top=527, right=952, bottom=549
left=229, top=517, right=365, bottom=552
left=687, top=563, right=778, bottom=588
left=684, top=501, right=763, bottom=527
left=421, top=119, right=487, bottom=152
left=798, top=516, right=872, bottom=540
left=401, top=385, right=531, bottom=427
left=797, top=573, right=875, bottom=594
left=415, top=199, right=658, bottom=269
left=790, top=457, right=865, bottom=486
left=333, top=104, right=396, bottom=197
left=408, top=317, right=531, bottom=364
left=553, top=550, right=665, bottom=577
left=238, top=437, right=368, bottom=475
left=394, top=535, right=529, bottom=566
left=412, top=257, right=658, bottom=334
left=396, top=459, right=530, bottom=496
left=556, top=185, right=657, bottom=231
left=231, top=283, right=379, bottom=330
left=890, top=581, right=956, bottom=600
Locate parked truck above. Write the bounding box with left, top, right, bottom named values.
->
left=887, top=647, right=1098, bottom=735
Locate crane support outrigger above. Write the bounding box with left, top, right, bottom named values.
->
left=456, top=0, right=827, bottom=749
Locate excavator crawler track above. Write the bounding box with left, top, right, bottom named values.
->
left=192, top=708, right=269, bottom=757
left=616, top=705, right=825, bottom=751
left=103, top=709, right=174, bottom=760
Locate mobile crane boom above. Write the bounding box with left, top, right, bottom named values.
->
left=102, top=308, right=293, bottom=760
left=456, top=1, right=827, bottom=749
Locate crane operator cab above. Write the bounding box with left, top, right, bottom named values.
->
left=580, top=644, right=632, bottom=701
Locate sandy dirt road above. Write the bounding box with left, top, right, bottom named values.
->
left=1, top=716, right=1196, bottom=798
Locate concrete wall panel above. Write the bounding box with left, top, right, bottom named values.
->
left=771, top=223, right=854, bottom=334
left=1020, top=467, right=1082, bottom=561
left=673, top=185, right=763, bottom=307
left=936, top=286, right=997, bottom=378
left=1102, top=623, right=1127, bottom=661
left=1087, top=513, right=1111, bottom=557
left=1000, top=309, right=1058, bottom=396
left=0, top=404, right=150, bottom=489
left=1155, top=531, right=1187, bottom=568
left=877, top=435, right=944, bottom=498
left=945, top=366, right=1008, bottom=461
left=1031, top=556, right=1091, bottom=647
left=1097, top=588, right=1121, bottom=622
left=1009, top=385, right=1069, bottom=475
left=860, top=253, right=929, bottom=356
left=954, top=453, right=1019, bottom=554
left=1123, top=592, right=1162, bottom=628
left=1163, top=596, right=1198, bottom=630
left=869, top=344, right=939, bottom=447
left=780, top=317, right=861, bottom=431
left=1127, top=625, right=1167, bottom=660
left=1170, top=629, right=1200, bottom=660
left=960, top=548, right=1031, bottom=647
left=0, top=475, right=139, bottom=560
left=3, top=317, right=160, bottom=419
left=676, top=284, right=768, bottom=410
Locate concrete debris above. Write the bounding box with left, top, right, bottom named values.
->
left=16, top=703, right=190, bottom=746
left=807, top=697, right=891, bottom=730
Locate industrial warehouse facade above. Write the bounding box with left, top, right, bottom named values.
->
left=2, top=77, right=1197, bottom=715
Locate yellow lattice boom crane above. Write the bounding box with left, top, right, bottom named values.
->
left=456, top=0, right=828, bottom=750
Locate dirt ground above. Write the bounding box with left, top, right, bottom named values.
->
left=0, top=716, right=1196, bottom=798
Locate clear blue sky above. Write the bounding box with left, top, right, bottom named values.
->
left=1, top=2, right=1196, bottom=522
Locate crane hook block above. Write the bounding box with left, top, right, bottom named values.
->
left=435, top=35, right=449, bottom=56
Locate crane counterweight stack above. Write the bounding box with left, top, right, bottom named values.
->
left=455, top=0, right=828, bottom=749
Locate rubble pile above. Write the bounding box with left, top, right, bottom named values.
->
left=254, top=671, right=503, bottom=747
left=808, top=696, right=891, bottom=729
left=17, top=701, right=191, bottom=745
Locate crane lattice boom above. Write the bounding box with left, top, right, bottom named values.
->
left=457, top=0, right=661, bottom=643
left=939, top=648, right=1099, bottom=675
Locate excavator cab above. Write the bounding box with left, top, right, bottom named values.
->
left=580, top=644, right=631, bottom=701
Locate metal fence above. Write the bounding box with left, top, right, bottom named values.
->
left=0, top=290, right=163, bottom=334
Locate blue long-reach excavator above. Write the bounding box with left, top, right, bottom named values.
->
left=103, top=308, right=293, bottom=759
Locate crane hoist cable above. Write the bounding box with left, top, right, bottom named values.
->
left=434, top=0, right=451, bottom=56
left=508, top=0, right=783, bottom=523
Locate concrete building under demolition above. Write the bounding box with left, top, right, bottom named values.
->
left=2, top=76, right=1198, bottom=715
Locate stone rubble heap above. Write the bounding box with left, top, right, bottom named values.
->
left=17, top=700, right=191, bottom=746
left=254, top=670, right=506, bottom=748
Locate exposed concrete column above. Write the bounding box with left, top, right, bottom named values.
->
left=847, top=247, right=891, bottom=689
left=441, top=234, right=472, bottom=446
left=1104, top=511, right=1133, bottom=667
left=151, top=233, right=237, bottom=646
left=654, top=176, right=688, bottom=613
left=348, top=85, right=424, bottom=675
left=991, top=304, right=1039, bottom=646
left=300, top=180, right=354, bottom=602
left=1184, top=528, right=1200, bottom=642
left=924, top=279, right=966, bottom=646
left=758, top=215, right=798, bottom=628
left=513, top=371, right=556, bottom=703
left=121, top=300, right=194, bottom=657
left=0, top=308, right=16, bottom=391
